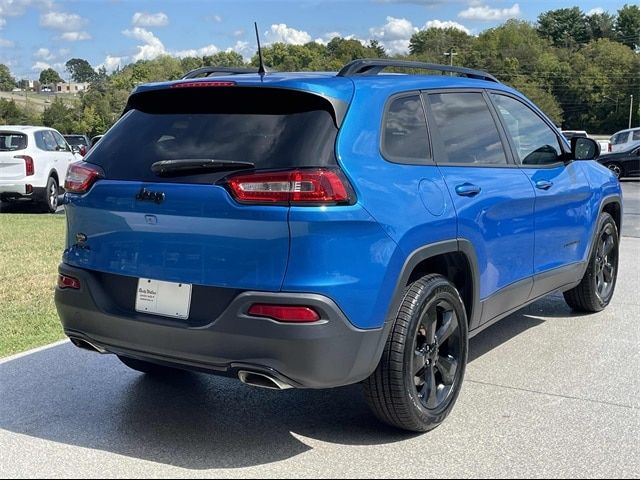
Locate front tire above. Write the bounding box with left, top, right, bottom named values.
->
left=364, top=274, right=468, bottom=432
left=564, top=212, right=619, bottom=312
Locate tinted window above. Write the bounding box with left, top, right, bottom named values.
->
left=65, top=135, right=88, bottom=146
left=633, top=130, right=640, bottom=141
left=611, top=132, right=629, bottom=145
left=492, top=94, right=562, bottom=166
left=52, top=131, right=69, bottom=151
left=87, top=88, right=339, bottom=183
left=35, top=131, right=58, bottom=152
left=382, top=94, right=430, bottom=163
left=0, top=132, right=27, bottom=151
left=428, top=92, right=507, bottom=165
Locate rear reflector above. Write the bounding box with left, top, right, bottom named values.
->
left=248, top=304, right=321, bottom=323
left=14, top=155, right=34, bottom=176
left=57, top=274, right=81, bottom=290
left=227, top=169, right=353, bottom=205
left=170, top=81, right=236, bottom=88
left=65, top=162, right=103, bottom=194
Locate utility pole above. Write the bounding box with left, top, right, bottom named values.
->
left=443, top=48, right=458, bottom=67
left=629, top=94, right=634, bottom=129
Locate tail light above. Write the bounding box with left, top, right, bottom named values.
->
left=57, top=274, right=81, bottom=290
left=608, top=144, right=612, bottom=152
left=226, top=169, right=354, bottom=205
left=248, top=304, right=321, bottom=323
left=171, top=81, right=236, bottom=88
left=79, top=145, right=87, bottom=157
left=15, top=155, right=34, bottom=176
left=65, top=162, right=103, bottom=194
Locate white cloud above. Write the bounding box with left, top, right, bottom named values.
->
left=213, top=15, right=222, bottom=23
left=233, top=29, right=244, bottom=37
left=123, top=27, right=167, bottom=61
left=99, top=55, right=127, bottom=73
left=60, top=31, right=92, bottom=41
left=587, top=8, right=605, bottom=16
left=132, top=12, right=169, bottom=28
left=369, top=16, right=419, bottom=54
left=0, top=18, right=6, bottom=29
left=459, top=3, right=521, bottom=21
left=314, top=31, right=343, bottom=45
left=226, top=40, right=252, bottom=60
left=175, top=44, right=219, bottom=58
left=265, top=24, right=311, bottom=45
left=0, top=37, right=13, bottom=47
left=40, top=11, right=88, bottom=31
left=35, top=47, right=54, bottom=61
left=424, top=19, right=471, bottom=34
left=31, top=60, right=51, bottom=71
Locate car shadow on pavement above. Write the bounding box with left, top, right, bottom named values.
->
left=0, top=294, right=570, bottom=470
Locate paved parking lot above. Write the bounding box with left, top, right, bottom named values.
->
left=0, top=181, right=638, bottom=478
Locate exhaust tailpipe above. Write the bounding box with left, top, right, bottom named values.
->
left=69, top=337, right=107, bottom=354
left=238, top=370, right=293, bottom=390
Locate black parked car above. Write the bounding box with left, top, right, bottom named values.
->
left=63, top=134, right=90, bottom=156
left=597, top=142, right=640, bottom=178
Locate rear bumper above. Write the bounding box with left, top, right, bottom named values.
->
left=0, top=182, right=27, bottom=196
left=55, top=264, right=386, bottom=389
left=0, top=183, right=46, bottom=201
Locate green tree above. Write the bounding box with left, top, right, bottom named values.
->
left=0, top=99, right=40, bottom=124
left=42, top=97, right=74, bottom=133
left=586, top=12, right=616, bottom=41
left=537, top=7, right=589, bottom=48
left=39, top=68, right=64, bottom=85
left=409, top=28, right=475, bottom=63
left=0, top=64, right=16, bottom=91
left=65, top=58, right=97, bottom=83
left=202, top=51, right=246, bottom=67
left=615, top=4, right=640, bottom=50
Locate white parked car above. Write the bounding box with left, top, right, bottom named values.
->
left=0, top=126, right=77, bottom=212
left=610, top=127, right=640, bottom=153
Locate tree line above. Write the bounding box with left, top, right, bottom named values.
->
left=0, top=5, right=638, bottom=135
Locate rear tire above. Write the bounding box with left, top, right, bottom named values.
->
left=118, top=356, right=186, bottom=376
left=42, top=176, right=59, bottom=213
left=563, top=212, right=619, bottom=312
left=364, top=274, right=468, bottom=432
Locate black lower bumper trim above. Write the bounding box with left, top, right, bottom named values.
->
left=56, top=264, right=387, bottom=389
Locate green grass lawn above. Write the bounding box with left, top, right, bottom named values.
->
left=0, top=214, right=66, bottom=357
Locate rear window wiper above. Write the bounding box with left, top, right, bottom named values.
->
left=151, top=159, right=255, bottom=177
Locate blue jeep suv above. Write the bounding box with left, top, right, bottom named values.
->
left=56, top=59, right=622, bottom=432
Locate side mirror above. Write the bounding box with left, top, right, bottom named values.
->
left=571, top=137, right=599, bottom=160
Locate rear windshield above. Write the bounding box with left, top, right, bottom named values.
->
left=65, top=136, right=87, bottom=146
left=86, top=87, right=339, bottom=183
left=0, top=132, right=27, bottom=151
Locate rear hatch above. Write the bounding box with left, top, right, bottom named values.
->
left=0, top=131, right=29, bottom=181
left=63, top=85, right=341, bottom=296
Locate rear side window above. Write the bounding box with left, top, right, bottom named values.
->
left=35, top=131, right=58, bottom=152
left=0, top=132, right=27, bottom=151
left=427, top=92, right=507, bottom=166
left=382, top=94, right=430, bottom=163
left=86, top=88, right=339, bottom=184
left=633, top=130, right=640, bottom=141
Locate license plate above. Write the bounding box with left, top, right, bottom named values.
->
left=135, top=278, right=192, bottom=319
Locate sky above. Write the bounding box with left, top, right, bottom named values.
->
left=0, top=0, right=630, bottom=80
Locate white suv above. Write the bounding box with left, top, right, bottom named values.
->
left=610, top=127, right=640, bottom=153
left=0, top=126, right=77, bottom=212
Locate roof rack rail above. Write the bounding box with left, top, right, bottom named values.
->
left=181, top=66, right=260, bottom=80
left=337, top=59, right=499, bottom=83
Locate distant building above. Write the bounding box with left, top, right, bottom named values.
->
left=40, top=82, right=90, bottom=94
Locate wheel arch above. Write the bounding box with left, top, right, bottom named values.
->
left=385, top=240, right=481, bottom=329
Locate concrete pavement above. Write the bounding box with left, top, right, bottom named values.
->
left=0, top=182, right=638, bottom=478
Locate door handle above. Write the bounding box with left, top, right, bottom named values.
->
left=455, top=183, right=481, bottom=197
left=535, top=180, right=554, bottom=190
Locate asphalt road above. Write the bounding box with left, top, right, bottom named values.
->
left=0, top=182, right=638, bottom=478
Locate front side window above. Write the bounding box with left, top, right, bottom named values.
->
left=632, top=130, right=640, bottom=141
left=51, top=131, right=69, bottom=151
left=492, top=94, right=562, bottom=166
left=427, top=92, right=507, bottom=166
left=611, top=132, right=629, bottom=145
left=381, top=94, right=430, bottom=163
left=35, top=131, right=58, bottom=151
